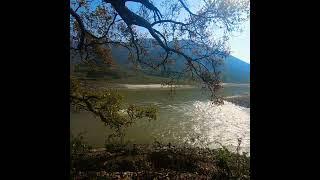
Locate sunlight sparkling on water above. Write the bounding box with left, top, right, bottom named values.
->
left=158, top=100, right=250, bottom=154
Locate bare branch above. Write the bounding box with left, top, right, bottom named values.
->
left=153, top=28, right=167, bottom=46
left=151, top=20, right=191, bottom=27
left=126, top=0, right=162, bottom=20
left=127, top=26, right=141, bottom=62
left=177, top=0, right=197, bottom=16
left=75, top=3, right=82, bottom=12
left=106, top=13, right=118, bottom=35
left=70, top=8, right=86, bottom=49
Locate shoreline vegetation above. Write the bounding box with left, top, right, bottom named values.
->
left=72, top=140, right=250, bottom=179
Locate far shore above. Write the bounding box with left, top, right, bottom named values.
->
left=112, top=83, right=250, bottom=107
left=105, top=83, right=249, bottom=89
left=225, top=94, right=250, bottom=108
left=113, top=84, right=196, bottom=89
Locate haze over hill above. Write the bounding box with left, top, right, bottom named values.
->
left=110, top=39, right=250, bottom=83
left=71, top=39, right=250, bottom=83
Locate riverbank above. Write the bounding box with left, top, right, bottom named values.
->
left=112, top=84, right=196, bottom=89
left=113, top=83, right=249, bottom=89
left=225, top=95, right=250, bottom=108
left=77, top=79, right=248, bottom=90
left=71, top=143, right=250, bottom=179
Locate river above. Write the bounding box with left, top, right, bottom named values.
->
left=70, top=83, right=250, bottom=153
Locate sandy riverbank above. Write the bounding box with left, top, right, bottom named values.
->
left=112, top=84, right=196, bottom=89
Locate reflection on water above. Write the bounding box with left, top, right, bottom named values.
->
left=70, top=85, right=250, bottom=153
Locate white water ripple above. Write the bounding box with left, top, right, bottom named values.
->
left=176, top=100, right=250, bottom=153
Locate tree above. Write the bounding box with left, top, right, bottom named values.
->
left=70, top=0, right=249, bottom=103
left=70, top=77, right=157, bottom=138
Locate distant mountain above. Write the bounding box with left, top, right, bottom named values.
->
left=110, top=39, right=250, bottom=83
left=221, top=55, right=250, bottom=83
left=71, top=39, right=250, bottom=83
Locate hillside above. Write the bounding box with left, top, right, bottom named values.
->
left=222, top=55, right=250, bottom=83
left=70, top=39, right=250, bottom=84
left=110, top=39, right=249, bottom=83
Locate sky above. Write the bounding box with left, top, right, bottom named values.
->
left=183, top=0, right=250, bottom=63
left=127, top=0, right=250, bottom=63
left=79, top=0, right=250, bottom=63
left=228, top=20, right=250, bottom=63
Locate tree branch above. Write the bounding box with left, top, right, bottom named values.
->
left=153, top=28, right=167, bottom=46
left=177, top=0, right=197, bottom=16
left=70, top=8, right=86, bottom=49
left=127, top=26, right=141, bottom=62
left=126, top=0, right=162, bottom=20
left=151, top=20, right=191, bottom=27
left=106, top=13, right=118, bottom=35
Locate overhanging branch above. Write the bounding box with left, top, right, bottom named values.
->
left=70, top=8, right=86, bottom=49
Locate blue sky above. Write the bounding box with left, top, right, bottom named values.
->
left=76, top=0, right=250, bottom=63
left=127, top=0, right=250, bottom=63
left=179, top=0, right=250, bottom=63
left=228, top=20, right=250, bottom=63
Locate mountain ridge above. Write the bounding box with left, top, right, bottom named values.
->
left=71, top=39, right=250, bottom=83
left=109, top=39, right=250, bottom=83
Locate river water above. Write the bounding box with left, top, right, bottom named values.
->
left=70, top=84, right=250, bottom=153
